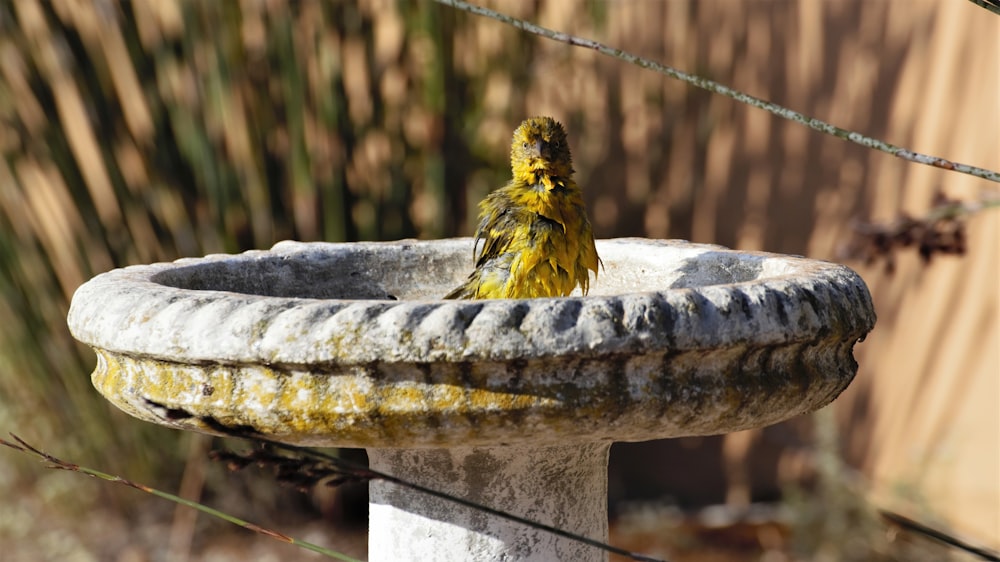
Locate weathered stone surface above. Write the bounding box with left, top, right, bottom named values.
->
left=369, top=443, right=610, bottom=562
left=68, top=238, right=875, bottom=448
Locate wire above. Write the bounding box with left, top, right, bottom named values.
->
left=217, top=432, right=669, bottom=562
left=880, top=510, right=1000, bottom=561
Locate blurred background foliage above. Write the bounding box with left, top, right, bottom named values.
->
left=1, top=0, right=997, bottom=560
left=0, top=0, right=632, bottom=481
left=0, top=0, right=544, bottom=470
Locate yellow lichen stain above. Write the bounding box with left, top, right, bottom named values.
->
left=465, top=387, right=545, bottom=413
left=337, top=375, right=374, bottom=414
left=91, top=350, right=202, bottom=424
left=322, top=327, right=356, bottom=359
left=203, top=364, right=235, bottom=404
left=382, top=383, right=429, bottom=412
left=91, top=351, right=142, bottom=417
left=88, top=346, right=680, bottom=447
left=278, top=368, right=375, bottom=435
left=270, top=374, right=312, bottom=434
left=427, top=384, right=466, bottom=413
left=238, top=370, right=279, bottom=410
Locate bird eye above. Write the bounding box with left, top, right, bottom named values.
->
left=552, top=140, right=560, bottom=148
left=522, top=142, right=529, bottom=149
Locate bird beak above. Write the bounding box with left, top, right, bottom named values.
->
left=531, top=139, right=551, bottom=161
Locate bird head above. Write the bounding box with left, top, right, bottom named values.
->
left=509, top=116, right=574, bottom=183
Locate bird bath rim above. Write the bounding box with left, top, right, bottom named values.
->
left=67, top=238, right=876, bottom=448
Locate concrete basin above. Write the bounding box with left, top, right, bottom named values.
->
left=68, top=238, right=876, bottom=561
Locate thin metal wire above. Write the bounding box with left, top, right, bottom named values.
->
left=880, top=510, right=1000, bottom=561
left=435, top=0, right=1000, bottom=184
left=244, top=438, right=668, bottom=562
left=967, top=0, right=1000, bottom=16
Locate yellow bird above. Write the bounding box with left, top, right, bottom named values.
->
left=445, top=116, right=600, bottom=299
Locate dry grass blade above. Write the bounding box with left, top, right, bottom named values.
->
left=0, top=434, right=363, bottom=562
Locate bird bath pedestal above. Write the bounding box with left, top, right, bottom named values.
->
left=68, top=238, right=875, bottom=561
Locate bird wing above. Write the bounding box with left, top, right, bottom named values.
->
left=474, top=188, right=520, bottom=267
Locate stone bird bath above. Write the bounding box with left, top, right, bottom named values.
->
left=68, top=238, right=875, bottom=561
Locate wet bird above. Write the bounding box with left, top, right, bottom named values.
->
left=445, top=116, right=599, bottom=299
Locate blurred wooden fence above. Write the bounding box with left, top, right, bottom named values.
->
left=0, top=0, right=996, bottom=552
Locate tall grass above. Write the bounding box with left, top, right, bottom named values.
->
left=0, top=0, right=538, bottom=488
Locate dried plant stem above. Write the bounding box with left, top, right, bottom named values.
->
left=436, top=0, right=1000, bottom=185
left=0, top=434, right=362, bottom=562
left=921, top=193, right=1000, bottom=220
left=216, top=439, right=668, bottom=562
